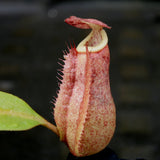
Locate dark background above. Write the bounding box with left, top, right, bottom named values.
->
left=0, top=0, right=160, bottom=160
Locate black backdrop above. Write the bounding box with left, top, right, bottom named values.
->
left=0, top=1, right=160, bottom=160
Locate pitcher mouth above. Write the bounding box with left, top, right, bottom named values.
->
left=76, top=29, right=108, bottom=53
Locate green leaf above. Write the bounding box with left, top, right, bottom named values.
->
left=0, top=91, right=48, bottom=131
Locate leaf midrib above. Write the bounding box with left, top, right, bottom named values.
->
left=0, top=108, right=44, bottom=124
